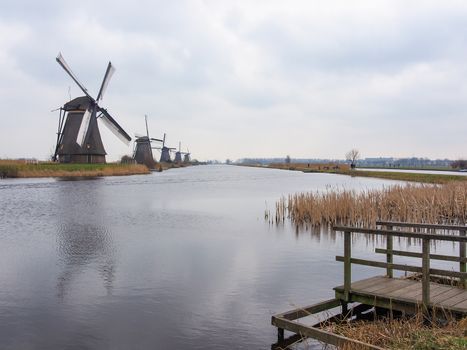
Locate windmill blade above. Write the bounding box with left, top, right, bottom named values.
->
left=96, top=62, right=115, bottom=102
left=144, top=115, right=150, bottom=138
left=150, top=138, right=163, bottom=142
left=56, top=52, right=93, bottom=100
left=76, top=107, right=93, bottom=147
left=99, top=108, right=131, bottom=146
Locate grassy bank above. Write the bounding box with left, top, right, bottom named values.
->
left=254, top=162, right=467, bottom=184
left=338, top=169, right=467, bottom=184
left=0, top=160, right=150, bottom=178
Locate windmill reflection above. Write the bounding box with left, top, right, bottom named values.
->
left=55, top=181, right=116, bottom=299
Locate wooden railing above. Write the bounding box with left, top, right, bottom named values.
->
left=333, top=222, right=467, bottom=309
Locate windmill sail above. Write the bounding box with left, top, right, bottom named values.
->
left=96, top=62, right=115, bottom=102
left=76, top=108, right=92, bottom=146
left=56, top=53, right=92, bottom=99
left=99, top=109, right=131, bottom=146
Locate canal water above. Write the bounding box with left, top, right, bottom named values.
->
left=0, top=165, right=453, bottom=349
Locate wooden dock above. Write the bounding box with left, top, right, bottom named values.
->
left=271, top=221, right=467, bottom=349
left=335, top=275, right=467, bottom=315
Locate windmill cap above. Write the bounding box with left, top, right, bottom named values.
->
left=63, top=96, right=93, bottom=111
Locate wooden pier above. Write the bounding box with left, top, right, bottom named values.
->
left=271, top=221, right=467, bottom=349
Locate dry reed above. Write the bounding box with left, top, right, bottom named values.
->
left=328, top=313, right=467, bottom=349
left=273, top=182, right=467, bottom=228
left=0, top=160, right=150, bottom=178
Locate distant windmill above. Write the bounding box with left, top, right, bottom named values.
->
left=53, top=53, right=131, bottom=163
left=174, top=142, right=183, bottom=163
left=154, top=133, right=176, bottom=162
left=183, top=148, right=191, bottom=163
left=133, top=115, right=163, bottom=168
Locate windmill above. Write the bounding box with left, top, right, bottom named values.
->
left=52, top=53, right=131, bottom=163
left=133, top=115, right=163, bottom=168
left=183, top=148, right=191, bottom=163
left=154, top=133, right=176, bottom=162
left=174, top=142, right=183, bottom=163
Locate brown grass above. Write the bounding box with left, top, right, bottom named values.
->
left=269, top=162, right=350, bottom=172
left=0, top=160, right=150, bottom=178
left=328, top=313, right=467, bottom=349
left=273, top=182, right=467, bottom=228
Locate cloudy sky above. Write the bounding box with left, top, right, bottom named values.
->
left=1, top=0, right=466, bottom=161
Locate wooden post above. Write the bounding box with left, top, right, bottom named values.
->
left=386, top=225, right=393, bottom=278
left=344, top=231, right=351, bottom=302
left=460, top=229, right=466, bottom=289
left=422, top=238, right=430, bottom=310
left=278, top=327, right=284, bottom=342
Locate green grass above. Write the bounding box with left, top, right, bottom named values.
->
left=359, top=165, right=453, bottom=171
left=338, top=169, right=467, bottom=184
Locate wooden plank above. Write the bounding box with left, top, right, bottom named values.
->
left=367, top=279, right=414, bottom=295
left=376, top=221, right=467, bottom=231
left=460, top=229, right=466, bottom=289
left=333, top=226, right=467, bottom=243
left=430, top=268, right=467, bottom=279
left=358, top=279, right=400, bottom=293
left=431, top=286, right=466, bottom=304
left=386, top=282, right=421, bottom=298
left=335, top=256, right=467, bottom=279
left=375, top=248, right=467, bottom=263
left=442, top=290, right=467, bottom=307
left=335, top=256, right=422, bottom=273
left=272, top=316, right=384, bottom=350
left=422, top=238, right=430, bottom=307
left=336, top=289, right=419, bottom=315
left=349, top=276, right=387, bottom=291
left=344, top=231, right=351, bottom=302
left=402, top=283, right=444, bottom=302
left=451, top=298, right=467, bottom=310
left=276, top=298, right=341, bottom=321
left=386, top=226, right=394, bottom=278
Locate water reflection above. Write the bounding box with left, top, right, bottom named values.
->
left=55, top=180, right=116, bottom=299
left=56, top=223, right=115, bottom=298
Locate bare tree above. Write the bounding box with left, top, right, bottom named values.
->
left=451, top=159, right=467, bottom=169
left=285, top=155, right=291, bottom=164
left=346, top=149, right=360, bottom=169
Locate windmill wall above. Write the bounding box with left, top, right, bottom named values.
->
left=57, top=107, right=107, bottom=164
left=160, top=148, right=171, bottom=162
left=133, top=140, right=156, bottom=168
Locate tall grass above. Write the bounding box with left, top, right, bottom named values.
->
left=273, top=182, right=467, bottom=228
left=328, top=313, right=467, bottom=349
left=0, top=160, right=149, bottom=178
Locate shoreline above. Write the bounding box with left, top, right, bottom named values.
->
left=0, top=162, right=151, bottom=179
left=240, top=163, right=467, bottom=184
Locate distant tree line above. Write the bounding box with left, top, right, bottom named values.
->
left=451, top=159, right=467, bottom=169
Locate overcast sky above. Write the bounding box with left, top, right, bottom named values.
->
left=1, top=0, right=466, bottom=161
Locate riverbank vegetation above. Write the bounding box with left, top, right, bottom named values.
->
left=271, top=181, right=467, bottom=228
left=329, top=313, right=467, bottom=349
left=0, top=160, right=150, bottom=178
left=260, top=162, right=467, bottom=184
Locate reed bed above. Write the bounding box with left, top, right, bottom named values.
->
left=328, top=313, right=467, bottom=349
left=0, top=160, right=149, bottom=178
left=273, top=182, right=467, bottom=228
